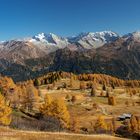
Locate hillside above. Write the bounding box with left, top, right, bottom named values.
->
left=24, top=37, right=140, bottom=81
left=0, top=72, right=140, bottom=139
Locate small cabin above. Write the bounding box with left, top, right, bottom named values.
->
left=118, top=113, right=131, bottom=121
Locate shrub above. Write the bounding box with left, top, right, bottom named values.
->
left=34, top=79, right=41, bottom=86
left=100, top=90, right=104, bottom=96
left=71, top=95, right=77, bottom=104
left=108, top=96, right=116, bottom=106
left=80, top=82, right=86, bottom=90
left=91, top=86, right=96, bottom=97
left=10, top=115, right=62, bottom=131
left=106, top=89, right=110, bottom=97
left=94, top=116, right=107, bottom=133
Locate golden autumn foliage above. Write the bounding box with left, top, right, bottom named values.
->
left=25, top=85, right=39, bottom=111
left=91, top=86, right=96, bottom=97
left=80, top=81, right=86, bottom=90
left=106, top=88, right=110, bottom=97
left=77, top=73, right=140, bottom=89
left=18, top=83, right=40, bottom=111
left=33, top=71, right=62, bottom=86
left=51, top=99, right=70, bottom=128
left=0, top=76, right=16, bottom=97
left=78, top=73, right=124, bottom=87
left=0, top=93, right=12, bottom=125
left=108, top=96, right=116, bottom=106
left=71, top=95, right=77, bottom=104
left=94, top=116, right=107, bottom=133
left=69, top=76, right=74, bottom=88
left=40, top=94, right=70, bottom=128
left=128, top=115, right=140, bottom=132
left=40, top=94, right=52, bottom=116
left=70, top=117, right=79, bottom=133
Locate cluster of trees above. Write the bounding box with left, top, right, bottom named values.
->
left=24, top=72, right=140, bottom=96
left=0, top=93, right=12, bottom=125
left=116, top=115, right=140, bottom=139
left=0, top=75, right=71, bottom=130
left=1, top=71, right=140, bottom=134
left=78, top=73, right=140, bottom=88
left=33, top=71, right=63, bottom=86
left=125, top=88, right=140, bottom=96
left=33, top=72, right=78, bottom=90
left=125, top=80, right=140, bottom=88
left=0, top=76, right=21, bottom=108
left=93, top=116, right=116, bottom=134
left=128, top=115, right=140, bottom=133
left=40, top=94, right=70, bottom=128
left=0, top=74, right=71, bottom=129
left=78, top=73, right=124, bottom=87
left=79, top=80, right=117, bottom=106
left=16, top=72, right=140, bottom=93
left=6, top=79, right=40, bottom=111
left=0, top=75, right=40, bottom=112
left=20, top=83, right=40, bottom=111
left=0, top=76, right=16, bottom=96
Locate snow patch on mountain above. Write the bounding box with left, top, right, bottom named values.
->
left=29, top=33, right=69, bottom=48
left=68, top=31, right=119, bottom=48
left=123, top=31, right=140, bottom=42
left=29, top=31, right=119, bottom=49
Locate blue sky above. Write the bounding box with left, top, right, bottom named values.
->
left=0, top=0, right=140, bottom=40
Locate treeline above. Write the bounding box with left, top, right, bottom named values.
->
left=30, top=71, right=140, bottom=88
left=0, top=75, right=71, bottom=130
left=33, top=71, right=63, bottom=86
left=78, top=73, right=140, bottom=88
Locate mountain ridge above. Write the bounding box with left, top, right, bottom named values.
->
left=0, top=30, right=140, bottom=81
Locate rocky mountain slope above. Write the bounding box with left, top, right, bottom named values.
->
left=0, top=31, right=119, bottom=63
left=68, top=31, right=119, bottom=49
left=0, top=31, right=140, bottom=81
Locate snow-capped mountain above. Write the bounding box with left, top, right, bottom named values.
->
left=28, top=31, right=119, bottom=50
left=68, top=31, right=119, bottom=49
left=0, top=30, right=138, bottom=65
left=29, top=33, right=69, bottom=49
left=123, top=31, right=140, bottom=42
left=0, top=31, right=122, bottom=65
left=0, top=30, right=140, bottom=81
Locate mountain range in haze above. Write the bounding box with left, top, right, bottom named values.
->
left=0, top=30, right=140, bottom=81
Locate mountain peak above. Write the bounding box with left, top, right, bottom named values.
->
left=29, top=32, right=69, bottom=49
left=68, top=31, right=119, bottom=48
left=123, top=31, right=140, bottom=41
left=33, top=32, right=47, bottom=41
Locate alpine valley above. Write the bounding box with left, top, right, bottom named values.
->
left=1, top=31, right=140, bottom=81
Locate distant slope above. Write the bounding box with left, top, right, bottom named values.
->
left=24, top=37, right=140, bottom=80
